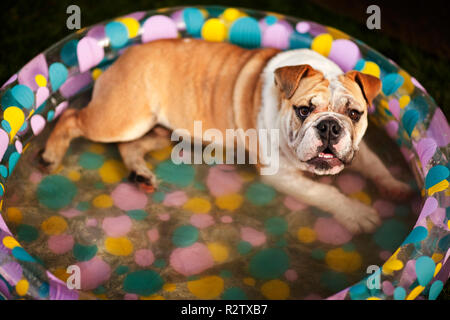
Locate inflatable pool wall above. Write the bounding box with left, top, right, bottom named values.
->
left=0, top=6, right=449, bottom=300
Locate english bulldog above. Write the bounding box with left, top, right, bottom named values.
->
left=39, top=38, right=412, bottom=234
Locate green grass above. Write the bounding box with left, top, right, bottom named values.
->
left=0, top=0, right=448, bottom=299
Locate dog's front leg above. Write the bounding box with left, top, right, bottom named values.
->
left=261, top=167, right=381, bottom=234
left=350, top=141, right=413, bottom=201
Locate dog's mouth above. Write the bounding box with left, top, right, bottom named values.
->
left=307, top=146, right=343, bottom=169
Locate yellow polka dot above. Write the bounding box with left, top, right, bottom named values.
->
left=35, top=74, right=47, bottom=87
left=187, top=276, right=224, bottom=299
left=311, top=33, right=333, bottom=56
left=7, top=207, right=22, bottom=224
left=297, top=227, right=316, bottom=243
left=93, top=194, right=113, bottom=208
left=398, top=70, right=415, bottom=95
left=163, top=283, right=176, bottom=292
left=140, top=294, right=165, bottom=300
left=116, top=17, right=140, bottom=38
left=350, top=191, right=371, bottom=205
left=434, top=263, right=442, bottom=277
left=52, top=268, right=70, bottom=283
left=89, top=143, right=105, bottom=154
left=261, top=280, right=290, bottom=300
left=105, top=237, right=134, bottom=256
left=428, top=179, right=449, bottom=196
left=92, top=68, right=102, bottom=81
left=382, top=258, right=404, bottom=272
left=361, top=61, right=380, bottom=78
left=183, top=197, right=211, bottom=214
left=325, top=248, right=362, bottom=273
left=431, top=253, right=443, bottom=263
left=67, top=170, right=81, bottom=181
left=366, top=296, right=381, bottom=300
left=243, top=277, right=255, bottom=286
left=149, top=145, right=173, bottom=161
left=406, top=285, right=424, bottom=300
left=2, top=236, right=21, bottom=249
left=399, top=95, right=410, bottom=108
left=99, top=159, right=127, bottom=184
left=146, top=162, right=154, bottom=170
left=16, top=279, right=29, bottom=296
left=202, top=18, right=227, bottom=42
left=41, top=216, right=68, bottom=235
left=222, top=8, right=241, bottom=23
left=95, top=294, right=108, bottom=300
left=215, top=194, right=243, bottom=211
left=207, top=242, right=229, bottom=262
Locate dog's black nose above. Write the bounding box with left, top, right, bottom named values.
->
left=316, top=118, right=342, bottom=142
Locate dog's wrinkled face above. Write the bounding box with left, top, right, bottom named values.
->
left=274, top=64, right=382, bottom=175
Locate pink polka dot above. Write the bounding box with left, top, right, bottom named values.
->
left=283, top=196, right=308, bottom=211
left=240, top=227, right=266, bottom=246
left=147, top=228, right=159, bottom=242
left=163, top=191, right=188, bottom=207
left=76, top=257, right=111, bottom=291
left=48, top=234, right=74, bottom=254
left=29, top=170, right=43, bottom=183
left=382, top=281, right=395, bottom=296
left=206, top=165, right=243, bottom=197
left=124, top=293, right=138, bottom=300
left=373, top=200, right=396, bottom=218
left=170, top=243, right=214, bottom=276
left=59, top=208, right=82, bottom=219
left=158, top=213, right=170, bottom=221
left=314, top=217, right=353, bottom=245
left=190, top=214, right=215, bottom=229
left=86, top=218, right=98, bottom=227
left=284, top=269, right=298, bottom=281
left=102, top=215, right=132, bottom=237
left=296, top=22, right=310, bottom=33
left=220, top=216, right=233, bottom=223
left=111, top=183, right=148, bottom=211
left=336, top=173, right=366, bottom=194
left=134, top=249, right=155, bottom=267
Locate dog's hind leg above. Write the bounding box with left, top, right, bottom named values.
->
left=40, top=108, right=83, bottom=172
left=118, top=127, right=171, bottom=192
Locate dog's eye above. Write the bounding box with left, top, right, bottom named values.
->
left=348, top=109, right=362, bottom=122
left=294, top=106, right=312, bottom=119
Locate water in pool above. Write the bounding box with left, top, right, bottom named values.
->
left=1, top=93, right=422, bottom=300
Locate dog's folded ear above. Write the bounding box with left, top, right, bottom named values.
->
left=345, top=71, right=382, bottom=106
left=274, top=64, right=320, bottom=99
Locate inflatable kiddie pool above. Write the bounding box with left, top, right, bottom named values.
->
left=0, top=6, right=449, bottom=300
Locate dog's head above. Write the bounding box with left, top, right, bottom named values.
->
left=274, top=64, right=381, bottom=175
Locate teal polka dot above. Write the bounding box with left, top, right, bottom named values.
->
left=105, top=21, right=129, bottom=49
left=220, top=270, right=232, bottom=278
left=342, top=243, right=355, bottom=252
left=152, top=191, right=165, bottom=203
left=382, top=73, right=404, bottom=96
left=76, top=201, right=90, bottom=211
left=115, top=265, right=129, bottom=275
left=60, top=39, right=79, bottom=66
left=12, top=247, right=36, bottom=262
left=265, top=217, right=288, bottom=236
left=38, top=282, right=49, bottom=298
left=123, top=270, right=164, bottom=296
left=429, top=280, right=444, bottom=300
left=237, top=241, right=252, bottom=255
left=264, top=15, right=277, bottom=25
left=127, top=210, right=148, bottom=221
left=93, top=285, right=106, bottom=294
left=194, top=182, right=206, bottom=191
left=17, top=225, right=39, bottom=243
left=354, top=59, right=366, bottom=71
left=94, top=182, right=105, bottom=189
left=155, top=160, right=195, bottom=187
left=183, top=7, right=205, bottom=37
left=172, top=225, right=198, bottom=247
left=415, top=256, right=436, bottom=286
left=47, top=110, right=55, bottom=122
left=311, top=248, right=325, bottom=260
left=374, top=219, right=408, bottom=251
left=402, top=109, right=419, bottom=137
left=73, top=243, right=98, bottom=262
left=321, top=271, right=349, bottom=292
left=222, top=287, right=248, bottom=300
left=78, top=152, right=104, bottom=169
left=393, top=286, right=406, bottom=300
left=245, top=183, right=276, bottom=206
left=37, top=175, right=77, bottom=210
left=395, top=205, right=410, bottom=217
left=229, top=17, right=261, bottom=49
left=249, top=248, right=289, bottom=279
left=153, top=259, right=166, bottom=268
left=49, top=62, right=68, bottom=91
left=11, top=84, right=34, bottom=109
left=349, top=283, right=369, bottom=300
left=275, top=238, right=287, bottom=247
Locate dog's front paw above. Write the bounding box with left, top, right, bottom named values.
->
left=128, top=171, right=158, bottom=193
left=376, top=177, right=413, bottom=202
left=37, top=149, right=59, bottom=173
left=334, top=199, right=381, bottom=234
